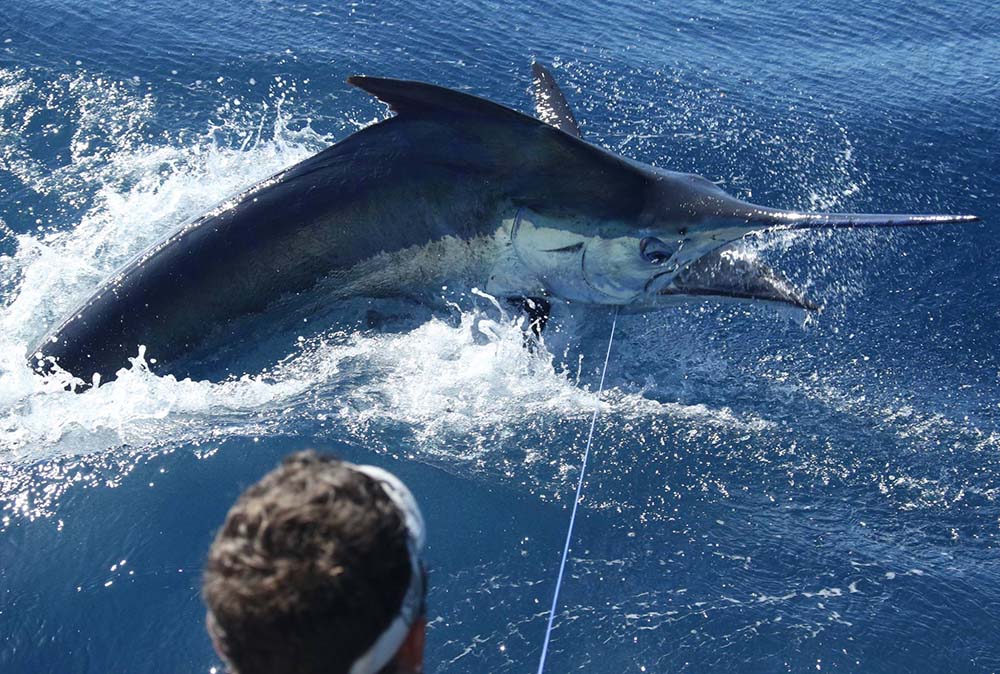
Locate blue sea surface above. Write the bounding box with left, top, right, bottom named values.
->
left=2, top=1, right=999, bottom=672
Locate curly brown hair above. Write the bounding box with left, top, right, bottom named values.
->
left=202, top=451, right=412, bottom=674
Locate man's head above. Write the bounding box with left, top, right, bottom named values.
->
left=203, top=451, right=426, bottom=674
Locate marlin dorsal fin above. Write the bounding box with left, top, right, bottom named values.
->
left=348, top=73, right=653, bottom=220
left=348, top=75, right=537, bottom=126
left=530, top=62, right=582, bottom=138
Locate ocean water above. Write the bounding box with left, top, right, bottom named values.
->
left=1, top=1, right=998, bottom=672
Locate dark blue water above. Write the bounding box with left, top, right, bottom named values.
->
left=2, top=1, right=999, bottom=672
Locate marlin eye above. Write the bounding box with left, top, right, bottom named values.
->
left=640, top=237, right=673, bottom=264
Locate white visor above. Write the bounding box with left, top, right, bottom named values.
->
left=347, top=464, right=426, bottom=674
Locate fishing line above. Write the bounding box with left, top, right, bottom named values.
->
left=536, top=306, right=619, bottom=674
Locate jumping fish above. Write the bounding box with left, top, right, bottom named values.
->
left=32, top=66, right=978, bottom=384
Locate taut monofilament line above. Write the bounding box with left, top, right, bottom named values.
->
left=536, top=307, right=619, bottom=674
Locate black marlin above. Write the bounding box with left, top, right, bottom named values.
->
left=32, top=66, right=977, bottom=385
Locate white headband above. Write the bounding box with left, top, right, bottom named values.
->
left=347, top=464, right=426, bottom=674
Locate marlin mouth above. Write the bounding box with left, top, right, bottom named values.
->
left=658, top=246, right=819, bottom=311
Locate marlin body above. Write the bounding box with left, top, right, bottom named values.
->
left=32, top=67, right=977, bottom=385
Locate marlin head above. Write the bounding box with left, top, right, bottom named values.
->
left=497, top=162, right=976, bottom=312
left=500, top=64, right=980, bottom=312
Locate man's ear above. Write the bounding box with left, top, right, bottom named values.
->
left=393, top=617, right=426, bottom=673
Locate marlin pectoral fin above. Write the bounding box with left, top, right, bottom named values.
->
left=530, top=62, right=582, bottom=138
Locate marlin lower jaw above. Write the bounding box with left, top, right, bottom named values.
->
left=649, top=247, right=820, bottom=311
left=656, top=284, right=819, bottom=311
